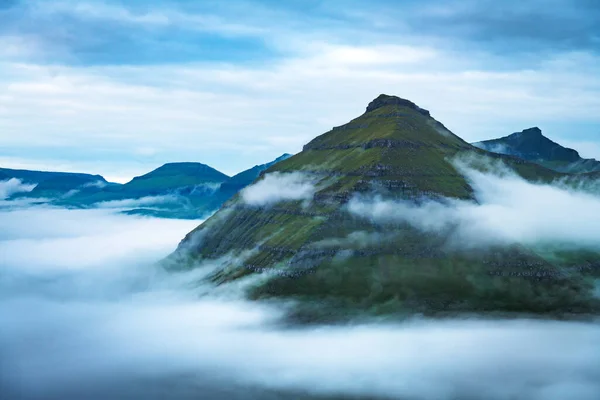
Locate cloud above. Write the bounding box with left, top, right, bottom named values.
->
left=472, top=141, right=513, bottom=156
left=0, top=178, right=36, bottom=199
left=241, top=172, right=316, bottom=206
left=412, top=0, right=600, bottom=53
left=0, top=1, right=599, bottom=180
left=94, top=195, right=182, bottom=209
left=82, top=179, right=108, bottom=188
left=0, top=207, right=200, bottom=272
left=36, top=0, right=266, bottom=36
left=1, top=206, right=599, bottom=399
left=348, top=162, right=600, bottom=249
left=1, top=46, right=599, bottom=180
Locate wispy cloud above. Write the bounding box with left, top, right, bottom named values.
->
left=94, top=195, right=182, bottom=209
left=0, top=178, right=36, bottom=199
left=241, top=172, right=315, bottom=206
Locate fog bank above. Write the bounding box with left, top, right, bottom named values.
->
left=0, top=206, right=599, bottom=400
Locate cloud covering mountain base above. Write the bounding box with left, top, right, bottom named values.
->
left=0, top=205, right=599, bottom=400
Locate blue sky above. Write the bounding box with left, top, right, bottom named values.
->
left=0, top=0, right=599, bottom=182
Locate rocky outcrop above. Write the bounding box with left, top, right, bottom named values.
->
left=365, top=94, right=431, bottom=116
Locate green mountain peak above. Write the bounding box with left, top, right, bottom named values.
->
left=170, top=95, right=598, bottom=320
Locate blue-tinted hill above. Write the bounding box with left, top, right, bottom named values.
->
left=0, top=167, right=106, bottom=185
left=2, top=155, right=292, bottom=219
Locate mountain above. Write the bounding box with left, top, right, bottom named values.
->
left=4, top=157, right=293, bottom=219
left=123, top=162, right=229, bottom=193
left=0, top=167, right=106, bottom=186
left=1, top=168, right=110, bottom=202
left=473, top=127, right=600, bottom=173
left=170, top=94, right=599, bottom=321
left=99, top=159, right=292, bottom=218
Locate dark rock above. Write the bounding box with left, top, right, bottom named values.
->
left=366, top=94, right=430, bottom=116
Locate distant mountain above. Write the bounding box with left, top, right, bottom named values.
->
left=0, top=167, right=106, bottom=185
left=473, top=127, right=600, bottom=173
left=169, top=94, right=599, bottom=321
left=1, top=168, right=110, bottom=202
left=3, top=156, right=292, bottom=219
left=124, top=162, right=229, bottom=193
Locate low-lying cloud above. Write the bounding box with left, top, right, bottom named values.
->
left=82, top=180, right=108, bottom=189
left=0, top=178, right=36, bottom=199
left=0, top=207, right=200, bottom=273
left=472, top=141, right=513, bottom=156
left=94, top=195, right=182, bottom=209
left=241, top=172, right=316, bottom=206
left=0, top=205, right=599, bottom=399
left=349, top=164, right=600, bottom=250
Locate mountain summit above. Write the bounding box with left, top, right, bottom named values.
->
left=473, top=127, right=600, bottom=173
left=365, top=94, right=431, bottom=116
left=171, top=95, right=597, bottom=321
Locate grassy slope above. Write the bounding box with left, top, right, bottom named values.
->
left=172, top=98, right=600, bottom=319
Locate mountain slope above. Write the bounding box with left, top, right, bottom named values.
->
left=473, top=127, right=600, bottom=173
left=170, top=95, right=598, bottom=320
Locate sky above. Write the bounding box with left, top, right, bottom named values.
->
left=0, top=0, right=599, bottom=183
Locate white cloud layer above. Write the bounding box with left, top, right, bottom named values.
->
left=0, top=207, right=200, bottom=272
left=0, top=206, right=599, bottom=399
left=0, top=178, right=36, bottom=199
left=348, top=164, right=600, bottom=249
left=241, top=172, right=315, bottom=206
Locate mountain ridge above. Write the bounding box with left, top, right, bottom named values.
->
left=0, top=167, right=106, bottom=185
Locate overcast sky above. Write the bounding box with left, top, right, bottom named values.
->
left=1, top=0, right=599, bottom=182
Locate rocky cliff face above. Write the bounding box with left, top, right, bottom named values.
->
left=170, top=95, right=599, bottom=320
